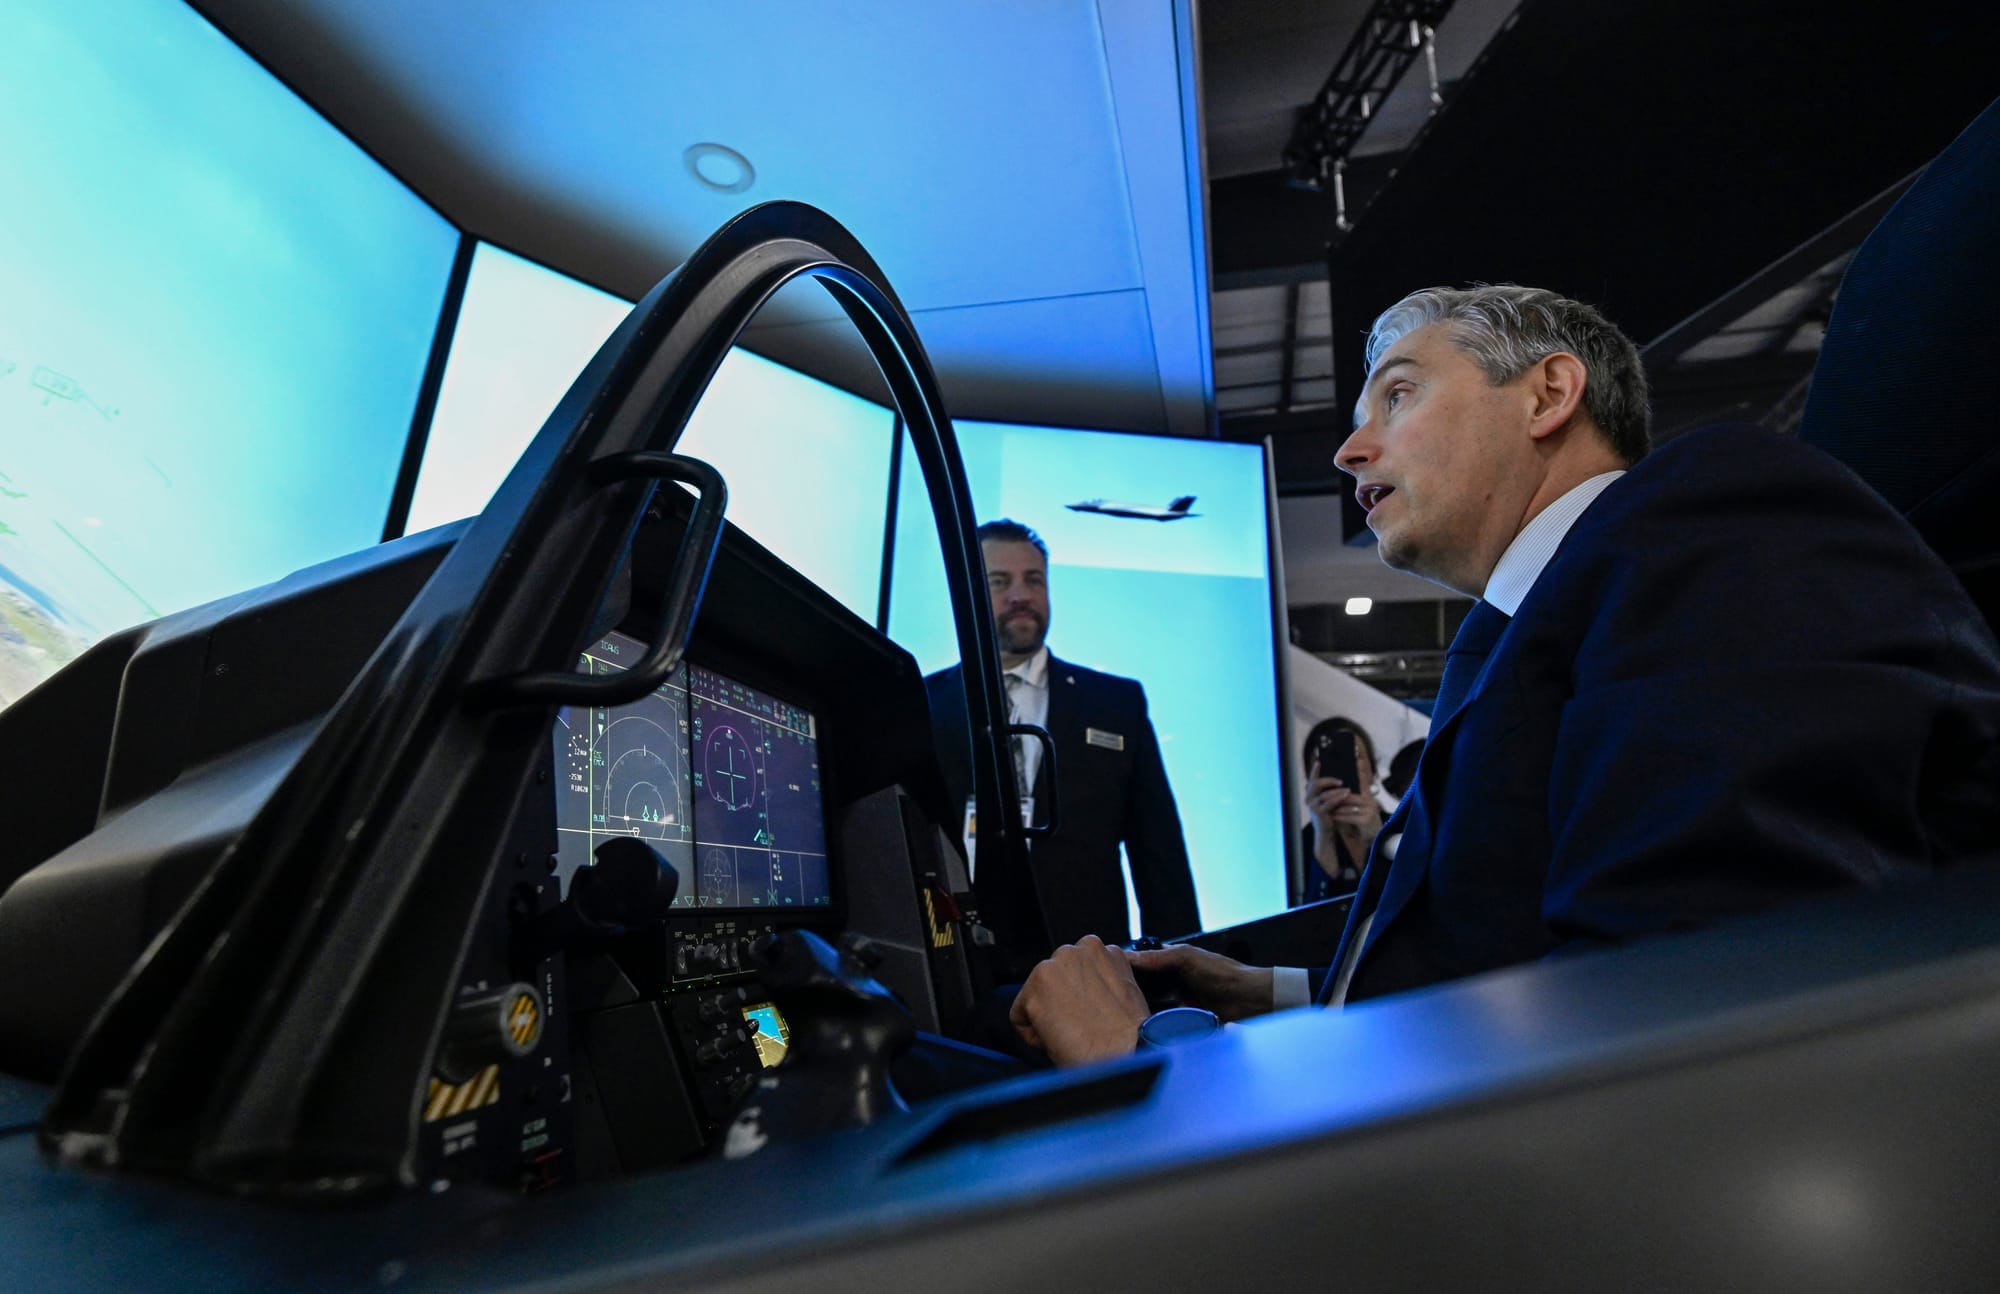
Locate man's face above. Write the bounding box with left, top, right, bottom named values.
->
left=983, top=539, right=1050, bottom=658
left=1335, top=322, right=1539, bottom=596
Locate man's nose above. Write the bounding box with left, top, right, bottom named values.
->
left=1335, top=427, right=1373, bottom=477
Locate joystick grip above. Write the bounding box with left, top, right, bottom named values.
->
left=1125, top=936, right=1183, bottom=1011
left=720, top=930, right=913, bottom=1159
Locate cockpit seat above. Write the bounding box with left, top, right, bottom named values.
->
left=1798, top=93, right=2000, bottom=636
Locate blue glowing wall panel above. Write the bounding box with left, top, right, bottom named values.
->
left=888, top=421, right=1286, bottom=931
left=405, top=243, right=627, bottom=531
left=407, top=243, right=894, bottom=622
left=0, top=0, right=458, bottom=707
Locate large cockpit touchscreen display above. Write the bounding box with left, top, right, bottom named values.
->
left=554, top=632, right=830, bottom=910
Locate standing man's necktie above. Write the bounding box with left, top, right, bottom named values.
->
left=1002, top=672, right=1030, bottom=799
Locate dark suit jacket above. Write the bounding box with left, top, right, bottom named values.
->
left=927, top=656, right=1200, bottom=958
left=1333, top=425, right=2000, bottom=1004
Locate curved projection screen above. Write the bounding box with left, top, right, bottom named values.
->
left=0, top=1, right=458, bottom=709
left=407, top=243, right=894, bottom=622
left=888, top=421, right=1287, bottom=933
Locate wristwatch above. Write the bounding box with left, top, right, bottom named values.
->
left=1136, top=1005, right=1221, bottom=1048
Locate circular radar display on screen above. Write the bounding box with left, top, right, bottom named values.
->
left=703, top=725, right=763, bottom=812
left=603, top=716, right=688, bottom=839
left=701, top=848, right=736, bottom=907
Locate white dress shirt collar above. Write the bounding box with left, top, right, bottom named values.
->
left=1005, top=645, right=1050, bottom=691
left=1481, top=471, right=1625, bottom=615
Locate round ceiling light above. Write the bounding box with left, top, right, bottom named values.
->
left=684, top=142, right=756, bottom=194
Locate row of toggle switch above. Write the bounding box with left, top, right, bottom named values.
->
left=671, top=923, right=774, bottom=980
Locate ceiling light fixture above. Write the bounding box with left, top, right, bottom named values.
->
left=1345, top=597, right=1373, bottom=616
left=684, top=142, right=756, bottom=194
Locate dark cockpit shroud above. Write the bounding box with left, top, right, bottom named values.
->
left=0, top=201, right=1036, bottom=1196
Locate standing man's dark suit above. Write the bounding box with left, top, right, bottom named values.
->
left=1331, top=424, right=2000, bottom=1003
left=927, top=658, right=1200, bottom=956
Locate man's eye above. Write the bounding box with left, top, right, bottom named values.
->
left=1386, top=387, right=1406, bottom=410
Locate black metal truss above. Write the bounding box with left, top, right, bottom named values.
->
left=1282, top=0, right=1456, bottom=192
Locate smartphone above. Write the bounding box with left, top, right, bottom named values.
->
left=1306, top=729, right=1361, bottom=789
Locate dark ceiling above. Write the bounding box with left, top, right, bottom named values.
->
left=1206, top=0, right=2000, bottom=500
left=1206, top=0, right=2000, bottom=656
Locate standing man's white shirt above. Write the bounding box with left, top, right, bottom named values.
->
left=968, top=646, right=1051, bottom=877
left=1272, top=470, right=1627, bottom=1010
left=1003, top=646, right=1052, bottom=793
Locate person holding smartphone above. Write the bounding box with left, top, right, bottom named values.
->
left=1297, top=717, right=1385, bottom=904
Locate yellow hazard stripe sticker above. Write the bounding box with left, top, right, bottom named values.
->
left=923, top=889, right=956, bottom=948
left=509, top=993, right=541, bottom=1046
left=423, top=1064, right=502, bottom=1123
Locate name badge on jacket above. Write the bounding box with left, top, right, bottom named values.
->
left=1085, top=727, right=1125, bottom=751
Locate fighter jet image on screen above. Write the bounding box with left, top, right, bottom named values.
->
left=1065, top=494, right=1200, bottom=522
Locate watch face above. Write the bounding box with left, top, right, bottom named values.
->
left=1139, top=1006, right=1221, bottom=1048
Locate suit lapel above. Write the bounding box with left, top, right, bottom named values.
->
left=1036, top=655, right=1083, bottom=802
left=1317, top=796, right=1414, bottom=1002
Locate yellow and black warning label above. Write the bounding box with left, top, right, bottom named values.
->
left=508, top=992, right=541, bottom=1048
left=425, top=1064, right=501, bottom=1123
left=923, top=888, right=956, bottom=949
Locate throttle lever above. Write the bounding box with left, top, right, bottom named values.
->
left=1125, top=935, right=1183, bottom=1011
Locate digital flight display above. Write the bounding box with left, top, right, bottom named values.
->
left=688, top=664, right=832, bottom=909
left=742, top=1003, right=790, bottom=1068
left=553, top=633, right=831, bottom=910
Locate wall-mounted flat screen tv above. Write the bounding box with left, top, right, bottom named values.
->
left=887, top=419, right=1286, bottom=932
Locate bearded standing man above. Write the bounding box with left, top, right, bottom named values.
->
left=926, top=519, right=1200, bottom=976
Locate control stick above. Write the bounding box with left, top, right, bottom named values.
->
left=720, top=930, right=913, bottom=1159
left=1124, top=936, right=1222, bottom=1049
left=1125, top=935, right=1184, bottom=1011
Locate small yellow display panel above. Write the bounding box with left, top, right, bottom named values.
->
left=742, top=1002, right=790, bottom=1068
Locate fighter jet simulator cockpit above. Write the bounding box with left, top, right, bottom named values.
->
left=0, top=201, right=1035, bottom=1183
left=8, top=5, right=2000, bottom=1288
left=2, top=186, right=1999, bottom=1289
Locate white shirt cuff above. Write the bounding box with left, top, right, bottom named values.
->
left=1272, top=966, right=1311, bottom=1010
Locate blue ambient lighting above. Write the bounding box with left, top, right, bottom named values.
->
left=0, top=0, right=457, bottom=708
left=407, top=243, right=894, bottom=622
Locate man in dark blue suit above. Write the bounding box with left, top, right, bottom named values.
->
left=1009, top=285, right=2000, bottom=1067
left=926, top=520, right=1200, bottom=976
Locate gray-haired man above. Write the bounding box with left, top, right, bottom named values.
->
left=1009, top=284, right=2000, bottom=1067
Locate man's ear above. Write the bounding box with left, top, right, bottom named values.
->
left=1525, top=351, right=1588, bottom=442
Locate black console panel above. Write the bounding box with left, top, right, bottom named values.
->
left=0, top=488, right=980, bottom=1191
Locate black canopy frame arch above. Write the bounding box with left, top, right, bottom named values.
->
left=39, top=201, right=1027, bottom=1197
